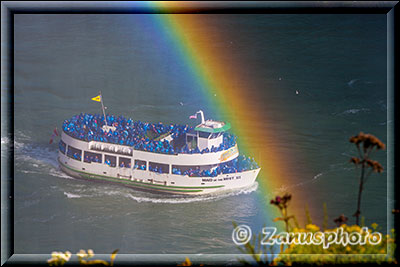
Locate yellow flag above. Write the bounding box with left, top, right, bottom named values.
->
left=91, top=95, right=101, bottom=102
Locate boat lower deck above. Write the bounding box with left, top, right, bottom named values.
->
left=58, top=157, right=259, bottom=195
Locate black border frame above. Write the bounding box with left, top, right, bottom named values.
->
left=1, top=1, right=398, bottom=266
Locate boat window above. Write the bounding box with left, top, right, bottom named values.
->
left=134, top=159, right=146, bottom=170
left=84, top=151, right=102, bottom=163
left=210, top=132, right=221, bottom=139
left=149, top=162, right=169, bottom=174
left=119, top=157, right=131, bottom=168
left=59, top=140, right=66, bottom=154
left=105, top=155, right=116, bottom=167
left=67, top=146, right=82, bottom=161
left=172, top=165, right=203, bottom=176
left=199, top=131, right=211, bottom=139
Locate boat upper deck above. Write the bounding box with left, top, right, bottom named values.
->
left=62, top=113, right=237, bottom=155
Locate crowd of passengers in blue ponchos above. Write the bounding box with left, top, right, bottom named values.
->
left=63, top=113, right=236, bottom=154
left=171, top=155, right=259, bottom=177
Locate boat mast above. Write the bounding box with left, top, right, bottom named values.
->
left=99, top=91, right=107, bottom=126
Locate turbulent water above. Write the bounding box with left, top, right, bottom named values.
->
left=6, top=14, right=388, bottom=255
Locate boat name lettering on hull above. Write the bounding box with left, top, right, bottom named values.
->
left=201, top=176, right=241, bottom=182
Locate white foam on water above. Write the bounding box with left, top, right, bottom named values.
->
left=103, top=182, right=259, bottom=204
left=379, top=120, right=391, bottom=126
left=49, top=167, right=75, bottom=179
left=273, top=171, right=325, bottom=194
left=13, top=131, right=75, bottom=180
left=312, top=172, right=323, bottom=181
left=17, top=150, right=59, bottom=172
left=280, top=159, right=364, bottom=193
left=64, top=191, right=82, bottom=199
left=14, top=140, right=25, bottom=150
left=51, top=179, right=259, bottom=204
left=15, top=130, right=32, bottom=141
left=19, top=169, right=40, bottom=175
left=272, top=185, right=288, bottom=195
left=347, top=79, right=373, bottom=88
left=339, top=108, right=370, bottom=115
left=347, top=78, right=360, bottom=87
left=341, top=152, right=353, bottom=157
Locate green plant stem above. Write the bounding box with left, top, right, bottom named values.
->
left=355, top=162, right=365, bottom=225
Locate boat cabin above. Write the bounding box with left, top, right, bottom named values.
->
left=186, top=120, right=231, bottom=152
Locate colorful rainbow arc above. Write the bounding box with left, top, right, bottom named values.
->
left=138, top=2, right=310, bottom=226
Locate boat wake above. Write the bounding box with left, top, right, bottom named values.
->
left=347, top=78, right=373, bottom=88
left=272, top=172, right=323, bottom=195
left=272, top=161, right=355, bottom=195
left=14, top=131, right=74, bottom=180
left=62, top=182, right=259, bottom=203
left=333, top=108, right=370, bottom=116
left=124, top=182, right=259, bottom=204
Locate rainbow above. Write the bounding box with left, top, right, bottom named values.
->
left=137, top=2, right=311, bottom=227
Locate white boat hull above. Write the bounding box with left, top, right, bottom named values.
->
left=58, top=154, right=260, bottom=195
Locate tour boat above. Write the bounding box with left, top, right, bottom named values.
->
left=57, top=110, right=260, bottom=195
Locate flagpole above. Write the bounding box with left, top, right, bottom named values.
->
left=99, top=91, right=107, bottom=126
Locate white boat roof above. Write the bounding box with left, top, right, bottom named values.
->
left=195, top=120, right=231, bottom=133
